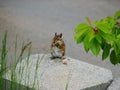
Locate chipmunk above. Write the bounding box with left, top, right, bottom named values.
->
left=50, top=33, right=65, bottom=60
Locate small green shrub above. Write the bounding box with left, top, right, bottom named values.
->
left=74, top=10, right=120, bottom=65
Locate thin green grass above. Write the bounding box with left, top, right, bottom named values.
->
left=9, top=35, right=32, bottom=90
left=65, top=70, right=72, bottom=90
left=32, top=54, right=45, bottom=89
left=0, top=32, right=41, bottom=90
left=10, top=35, right=18, bottom=90
left=0, top=31, right=8, bottom=90
left=24, top=45, right=31, bottom=88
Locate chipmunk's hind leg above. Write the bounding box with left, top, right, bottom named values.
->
left=50, top=56, right=56, bottom=59
left=50, top=52, right=56, bottom=59
left=50, top=52, right=60, bottom=59
left=50, top=56, right=62, bottom=59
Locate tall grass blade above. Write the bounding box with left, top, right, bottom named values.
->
left=0, top=31, right=8, bottom=90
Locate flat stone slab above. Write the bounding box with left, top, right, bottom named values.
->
left=5, top=54, right=113, bottom=90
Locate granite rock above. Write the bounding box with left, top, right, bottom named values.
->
left=5, top=54, right=113, bottom=90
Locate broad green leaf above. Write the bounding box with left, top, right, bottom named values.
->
left=114, top=38, right=120, bottom=56
left=114, top=10, right=120, bottom=19
left=103, top=34, right=115, bottom=42
left=102, top=43, right=111, bottom=60
left=83, top=28, right=96, bottom=52
left=75, top=23, right=90, bottom=32
left=110, top=50, right=119, bottom=65
left=117, top=34, right=120, bottom=38
left=74, top=28, right=88, bottom=43
left=95, top=34, right=102, bottom=44
left=117, top=41, right=120, bottom=50
left=74, top=24, right=92, bottom=44
left=104, top=16, right=115, bottom=28
left=90, top=39, right=101, bottom=56
left=101, top=42, right=105, bottom=50
left=83, top=35, right=90, bottom=52
left=74, top=33, right=85, bottom=44
left=113, top=43, right=119, bottom=55
left=94, top=18, right=114, bottom=34
left=112, top=27, right=120, bottom=35
left=87, top=28, right=95, bottom=42
left=100, top=31, right=115, bottom=42
left=112, top=27, right=117, bottom=35
left=96, top=23, right=111, bottom=33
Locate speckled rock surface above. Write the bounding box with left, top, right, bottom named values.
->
left=5, top=54, right=113, bottom=90
left=107, top=77, right=120, bottom=90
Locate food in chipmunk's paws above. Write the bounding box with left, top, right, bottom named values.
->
left=51, top=33, right=65, bottom=59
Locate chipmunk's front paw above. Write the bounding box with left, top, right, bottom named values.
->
left=61, top=59, right=68, bottom=65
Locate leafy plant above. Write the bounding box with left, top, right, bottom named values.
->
left=74, top=10, right=120, bottom=65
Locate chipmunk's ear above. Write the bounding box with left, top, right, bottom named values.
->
left=55, top=33, right=57, bottom=36
left=60, top=33, right=62, bottom=38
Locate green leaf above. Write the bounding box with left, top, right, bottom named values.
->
left=114, top=10, right=120, bottom=19
left=88, top=28, right=95, bottom=42
left=74, top=34, right=84, bottom=44
left=112, top=27, right=120, bottom=36
left=74, top=28, right=88, bottom=44
left=104, top=16, right=115, bottom=28
left=74, top=23, right=91, bottom=44
left=115, top=37, right=120, bottom=52
left=90, top=39, right=101, bottom=56
left=96, top=23, right=111, bottom=33
left=95, top=34, right=102, bottom=44
left=100, top=31, right=115, bottom=42
left=117, top=41, right=120, bottom=50
left=82, top=28, right=95, bottom=53
left=110, top=50, right=119, bottom=65
left=75, top=23, right=90, bottom=32
left=83, top=35, right=90, bottom=53
left=117, top=34, right=120, bottom=39
left=102, top=43, right=111, bottom=60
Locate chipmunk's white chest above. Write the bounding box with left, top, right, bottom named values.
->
left=51, top=47, right=62, bottom=58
